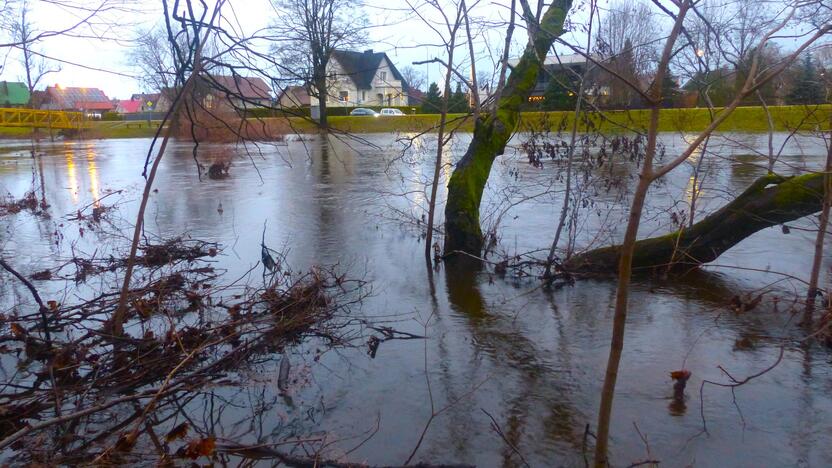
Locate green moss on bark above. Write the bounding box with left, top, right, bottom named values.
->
left=566, top=172, right=825, bottom=274
left=443, top=0, right=574, bottom=255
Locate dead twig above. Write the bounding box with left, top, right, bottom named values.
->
left=481, top=408, right=530, bottom=468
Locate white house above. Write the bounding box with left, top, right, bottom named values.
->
left=310, top=49, right=409, bottom=110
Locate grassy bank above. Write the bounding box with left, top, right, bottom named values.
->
left=0, top=121, right=162, bottom=140
left=517, top=104, right=832, bottom=133
left=1, top=105, right=828, bottom=140
left=0, top=127, right=38, bottom=138
left=311, top=104, right=831, bottom=134
left=86, top=121, right=162, bottom=139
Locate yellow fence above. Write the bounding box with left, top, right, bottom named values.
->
left=0, top=108, right=89, bottom=130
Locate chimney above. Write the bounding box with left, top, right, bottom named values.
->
left=364, top=49, right=374, bottom=55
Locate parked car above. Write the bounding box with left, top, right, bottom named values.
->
left=380, top=108, right=405, bottom=116
left=349, top=108, right=378, bottom=116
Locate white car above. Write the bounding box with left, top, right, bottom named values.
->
left=379, top=108, right=405, bottom=116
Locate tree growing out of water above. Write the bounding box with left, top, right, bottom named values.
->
left=573, top=2, right=830, bottom=464
left=439, top=0, right=831, bottom=464
left=443, top=0, right=574, bottom=255
left=410, top=0, right=466, bottom=263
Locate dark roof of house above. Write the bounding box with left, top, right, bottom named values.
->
left=331, top=49, right=409, bottom=91
left=45, top=86, right=111, bottom=110
left=0, top=81, right=30, bottom=106
left=205, top=75, right=272, bottom=100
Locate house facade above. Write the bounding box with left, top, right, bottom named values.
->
left=311, top=49, right=409, bottom=110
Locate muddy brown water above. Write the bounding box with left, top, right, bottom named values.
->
left=1, top=133, right=831, bottom=466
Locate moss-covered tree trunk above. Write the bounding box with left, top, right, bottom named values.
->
left=443, top=0, right=572, bottom=255
left=564, top=172, right=825, bottom=274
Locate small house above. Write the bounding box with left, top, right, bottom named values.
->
left=315, top=49, right=409, bottom=109
left=42, top=85, right=113, bottom=118
left=278, top=85, right=311, bottom=108
left=0, top=81, right=30, bottom=107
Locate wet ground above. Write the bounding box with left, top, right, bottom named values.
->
left=1, top=132, right=831, bottom=466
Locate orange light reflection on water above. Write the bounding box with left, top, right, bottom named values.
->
left=64, top=144, right=79, bottom=204
left=86, top=145, right=100, bottom=206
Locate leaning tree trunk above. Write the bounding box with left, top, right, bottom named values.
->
left=443, top=0, right=572, bottom=255
left=564, top=172, right=825, bottom=274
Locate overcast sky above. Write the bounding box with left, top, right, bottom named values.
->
left=0, top=0, right=601, bottom=99
left=0, top=0, right=824, bottom=99
left=1, top=0, right=826, bottom=100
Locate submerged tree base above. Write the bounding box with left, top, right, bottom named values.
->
left=443, top=0, right=573, bottom=255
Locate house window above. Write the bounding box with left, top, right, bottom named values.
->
left=379, top=71, right=387, bottom=82
left=361, top=91, right=366, bottom=101
left=339, top=91, right=349, bottom=102
left=377, top=93, right=384, bottom=105
left=203, top=94, right=214, bottom=110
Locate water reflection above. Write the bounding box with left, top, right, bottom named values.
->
left=444, top=259, right=583, bottom=460
left=85, top=144, right=100, bottom=205
left=64, top=145, right=79, bottom=204
left=1, top=134, right=832, bottom=466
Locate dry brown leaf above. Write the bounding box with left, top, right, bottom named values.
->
left=114, top=432, right=138, bottom=452
left=180, top=437, right=215, bottom=459
left=164, top=422, right=189, bottom=443
left=10, top=323, right=25, bottom=338
left=670, top=369, right=691, bottom=380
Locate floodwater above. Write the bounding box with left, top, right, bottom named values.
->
left=1, top=132, right=832, bottom=467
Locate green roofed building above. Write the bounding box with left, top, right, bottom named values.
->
left=0, top=81, right=30, bottom=107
